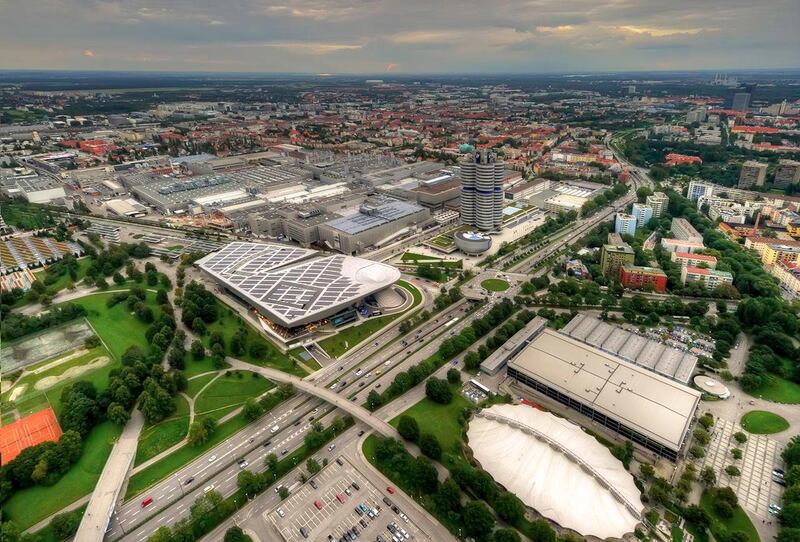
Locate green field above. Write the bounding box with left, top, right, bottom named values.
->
left=204, top=304, right=305, bottom=376
left=480, top=278, right=510, bottom=292
left=183, top=355, right=227, bottom=378
left=389, top=385, right=470, bottom=453
left=2, top=422, right=122, bottom=531
left=194, top=371, right=273, bottom=416
left=1, top=346, right=117, bottom=418
left=33, top=257, right=94, bottom=297
left=740, top=410, right=790, bottom=434
left=700, top=491, right=760, bottom=542
left=748, top=374, right=800, bottom=404
left=135, top=394, right=191, bottom=466
left=186, top=372, right=219, bottom=398
left=317, top=280, right=422, bottom=359
left=71, top=291, right=162, bottom=361
left=400, top=252, right=463, bottom=268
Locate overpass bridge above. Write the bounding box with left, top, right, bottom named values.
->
left=226, top=358, right=397, bottom=438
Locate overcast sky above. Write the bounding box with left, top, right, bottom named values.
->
left=1, top=0, right=798, bottom=74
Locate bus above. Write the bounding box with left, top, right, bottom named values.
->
left=443, top=317, right=460, bottom=328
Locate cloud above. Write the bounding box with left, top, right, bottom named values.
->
left=536, top=25, right=575, bottom=33
left=237, top=41, right=363, bottom=54
left=614, top=25, right=707, bottom=37
left=82, top=49, right=95, bottom=57
left=384, top=62, right=398, bottom=72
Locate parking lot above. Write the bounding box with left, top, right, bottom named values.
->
left=266, top=456, right=425, bottom=542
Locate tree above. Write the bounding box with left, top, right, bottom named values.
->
left=639, top=463, right=655, bottom=479
left=107, top=402, right=130, bottom=425
left=242, top=399, right=264, bottom=421
left=733, top=431, right=748, bottom=444
left=463, top=500, right=495, bottom=539
left=446, top=368, right=461, bottom=385
left=190, top=340, right=205, bottom=360
left=419, top=433, right=442, bottom=461
left=188, top=418, right=216, bottom=447
left=700, top=466, right=717, bottom=486
left=224, top=526, right=251, bottom=542
left=494, top=491, right=525, bottom=524
left=50, top=511, right=81, bottom=540
left=278, top=486, right=289, bottom=500
left=306, top=458, right=321, bottom=475
left=725, top=465, right=741, bottom=477
left=397, top=415, right=420, bottom=442
left=433, top=478, right=462, bottom=514
left=411, top=457, right=439, bottom=494
left=493, top=530, right=522, bottom=542
left=237, top=470, right=261, bottom=497
left=425, top=378, right=453, bottom=404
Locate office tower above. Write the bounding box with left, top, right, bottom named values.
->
left=732, top=92, right=751, bottom=112
left=738, top=161, right=768, bottom=188
left=632, top=203, right=653, bottom=227
left=614, top=213, right=637, bottom=236
left=646, top=192, right=669, bottom=217
left=460, top=149, right=504, bottom=231
left=774, top=160, right=800, bottom=189
left=685, top=109, right=707, bottom=123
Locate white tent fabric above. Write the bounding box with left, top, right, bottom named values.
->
left=467, top=404, right=643, bottom=539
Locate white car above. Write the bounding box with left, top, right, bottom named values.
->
left=384, top=361, right=391, bottom=366
left=277, top=508, right=285, bottom=517
left=355, top=369, right=363, bottom=376
left=208, top=455, right=217, bottom=462
left=365, top=373, right=371, bottom=378
left=328, top=443, right=336, bottom=451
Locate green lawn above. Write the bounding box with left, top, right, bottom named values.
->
left=128, top=400, right=260, bottom=499
left=135, top=394, right=191, bottom=466
left=2, top=421, right=122, bottom=531
left=748, top=374, right=800, bottom=404
left=71, top=290, right=161, bottom=361
left=740, top=410, right=790, bottom=434
left=183, top=355, right=227, bottom=378
left=194, top=371, right=273, bottom=416
left=400, top=252, right=463, bottom=268
left=480, top=278, right=510, bottom=292
left=205, top=304, right=305, bottom=376
left=318, top=280, right=422, bottom=359
left=700, top=491, right=760, bottom=542
left=389, top=383, right=470, bottom=453
left=186, top=372, right=219, bottom=398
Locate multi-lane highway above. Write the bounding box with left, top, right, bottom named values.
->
left=110, top=296, right=487, bottom=541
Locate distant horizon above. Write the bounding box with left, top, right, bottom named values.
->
left=2, top=0, right=798, bottom=75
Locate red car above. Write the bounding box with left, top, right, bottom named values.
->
left=141, top=497, right=153, bottom=508
left=314, top=499, right=323, bottom=510
left=386, top=486, right=395, bottom=494
left=336, top=493, right=345, bottom=503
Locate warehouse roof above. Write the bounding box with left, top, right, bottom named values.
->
left=508, top=329, right=701, bottom=451
left=324, top=200, right=426, bottom=235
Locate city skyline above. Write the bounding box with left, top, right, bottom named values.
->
left=1, top=0, right=799, bottom=74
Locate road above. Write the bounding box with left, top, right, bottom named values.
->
left=75, top=410, right=144, bottom=542
left=107, top=298, right=481, bottom=540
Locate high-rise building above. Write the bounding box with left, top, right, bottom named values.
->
left=460, top=149, right=504, bottom=231
left=670, top=217, right=703, bottom=243
left=774, top=160, right=800, bottom=189
left=614, top=213, right=637, bottom=236
left=732, top=91, right=751, bottom=112
left=600, top=244, right=635, bottom=278
left=647, top=192, right=669, bottom=217
left=632, top=203, right=653, bottom=227
left=738, top=161, right=768, bottom=189
left=685, top=109, right=707, bottom=123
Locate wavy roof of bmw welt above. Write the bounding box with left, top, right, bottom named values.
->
left=197, top=241, right=401, bottom=327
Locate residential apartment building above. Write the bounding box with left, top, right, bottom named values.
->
left=770, top=261, right=800, bottom=299
left=670, top=252, right=718, bottom=269
left=632, top=203, right=653, bottom=227
left=614, top=213, right=637, bottom=236
left=738, top=161, right=768, bottom=189
left=762, top=244, right=800, bottom=266
left=774, top=160, right=800, bottom=189
left=680, top=266, right=734, bottom=289
left=661, top=238, right=705, bottom=254
left=600, top=244, right=635, bottom=278
left=620, top=265, right=668, bottom=293
left=646, top=192, right=669, bottom=218
left=670, top=217, right=703, bottom=243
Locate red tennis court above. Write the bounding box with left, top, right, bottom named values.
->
left=0, top=407, right=63, bottom=465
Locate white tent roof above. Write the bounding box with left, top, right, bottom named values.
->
left=467, top=404, right=643, bottom=539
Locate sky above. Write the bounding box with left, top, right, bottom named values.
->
left=1, top=0, right=798, bottom=74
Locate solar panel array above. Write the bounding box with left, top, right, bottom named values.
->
left=560, top=313, right=697, bottom=384
left=197, top=241, right=397, bottom=327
